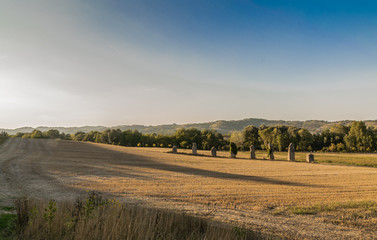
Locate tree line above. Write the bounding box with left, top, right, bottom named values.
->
left=0, top=131, right=9, bottom=144
left=233, top=121, right=376, bottom=152
left=13, top=121, right=377, bottom=152
left=16, top=129, right=71, bottom=140
left=17, top=128, right=226, bottom=150
left=71, top=128, right=226, bottom=150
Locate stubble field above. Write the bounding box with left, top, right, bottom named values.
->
left=1, top=138, right=377, bottom=239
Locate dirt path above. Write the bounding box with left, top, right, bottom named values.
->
left=1, top=138, right=377, bottom=239
left=0, top=138, right=85, bottom=205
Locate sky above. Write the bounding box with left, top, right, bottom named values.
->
left=1, top=0, right=377, bottom=128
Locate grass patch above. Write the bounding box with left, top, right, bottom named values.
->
left=0, top=138, right=7, bottom=146
left=13, top=192, right=274, bottom=240
left=254, top=151, right=377, bottom=168
left=183, top=148, right=377, bottom=168
left=268, top=201, right=377, bottom=229
left=286, top=201, right=377, bottom=215
left=0, top=213, right=16, bottom=239
left=0, top=206, right=15, bottom=212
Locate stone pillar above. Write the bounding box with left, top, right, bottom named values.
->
left=210, top=147, right=217, bottom=157
left=288, top=143, right=295, bottom=161
left=230, top=142, right=237, bottom=158
left=268, top=143, right=274, bottom=160
left=192, top=143, right=197, bottom=155
left=172, top=145, right=177, bottom=153
left=250, top=145, right=256, bottom=159
left=306, top=153, right=314, bottom=163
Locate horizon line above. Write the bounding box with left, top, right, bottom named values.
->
left=1, top=118, right=375, bottom=130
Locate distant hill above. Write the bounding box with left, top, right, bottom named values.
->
left=2, top=118, right=377, bottom=135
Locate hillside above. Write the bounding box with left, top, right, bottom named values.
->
left=2, top=118, right=377, bottom=135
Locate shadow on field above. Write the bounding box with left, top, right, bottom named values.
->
left=78, top=142, right=326, bottom=188
left=120, top=154, right=322, bottom=187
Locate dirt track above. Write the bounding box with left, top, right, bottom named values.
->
left=1, top=138, right=377, bottom=239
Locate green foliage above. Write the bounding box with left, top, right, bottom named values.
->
left=73, top=131, right=86, bottom=141
left=230, top=142, right=237, bottom=156
left=43, top=200, right=56, bottom=230
left=0, top=131, right=9, bottom=145
left=68, top=128, right=225, bottom=151
left=328, top=143, right=337, bottom=152
left=201, top=129, right=225, bottom=150
left=297, top=128, right=313, bottom=151
left=180, top=141, right=189, bottom=149
left=12, top=120, right=377, bottom=153
left=245, top=121, right=376, bottom=153
left=336, top=143, right=345, bottom=152
left=175, top=128, right=202, bottom=148
left=0, top=206, right=15, bottom=212
left=267, top=145, right=273, bottom=157
left=43, top=129, right=60, bottom=139
left=259, top=127, right=283, bottom=151
left=286, top=201, right=377, bottom=215
left=344, top=121, right=374, bottom=152
left=12, top=194, right=269, bottom=240
left=18, top=129, right=69, bottom=140
left=229, top=132, right=243, bottom=150
left=242, top=125, right=260, bottom=149
left=31, top=130, right=43, bottom=139
left=0, top=213, right=16, bottom=238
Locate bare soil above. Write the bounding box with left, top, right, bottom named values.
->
left=1, top=138, right=377, bottom=239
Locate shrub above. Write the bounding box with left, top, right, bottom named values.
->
left=180, top=141, right=189, bottom=149
left=230, top=142, right=237, bottom=156
left=13, top=193, right=266, bottom=240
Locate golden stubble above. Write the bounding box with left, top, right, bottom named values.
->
left=46, top=141, right=377, bottom=212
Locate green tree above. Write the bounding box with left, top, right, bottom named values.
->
left=201, top=129, right=224, bottom=150
left=344, top=121, right=373, bottom=152
left=174, top=128, right=202, bottom=149
left=31, top=130, right=43, bottom=139
left=274, top=126, right=290, bottom=151
left=84, top=131, right=99, bottom=142
left=180, top=141, right=189, bottom=149
left=43, top=129, right=60, bottom=139
left=73, top=131, right=86, bottom=141
left=259, top=126, right=290, bottom=151
left=242, top=126, right=260, bottom=149
left=297, top=128, right=313, bottom=151
left=229, top=131, right=243, bottom=150
left=230, top=142, right=237, bottom=157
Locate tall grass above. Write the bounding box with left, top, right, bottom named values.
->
left=0, top=136, right=8, bottom=145
left=14, top=192, right=271, bottom=240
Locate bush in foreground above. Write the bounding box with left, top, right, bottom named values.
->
left=13, top=192, right=268, bottom=240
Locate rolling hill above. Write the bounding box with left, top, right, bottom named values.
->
left=2, top=118, right=377, bottom=135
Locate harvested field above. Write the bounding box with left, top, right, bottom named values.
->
left=1, top=138, right=377, bottom=239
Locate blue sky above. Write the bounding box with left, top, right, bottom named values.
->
left=1, top=0, right=377, bottom=128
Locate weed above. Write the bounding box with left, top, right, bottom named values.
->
left=43, top=200, right=56, bottom=230
left=0, top=206, right=15, bottom=212
left=12, top=193, right=272, bottom=240
left=0, top=214, right=16, bottom=239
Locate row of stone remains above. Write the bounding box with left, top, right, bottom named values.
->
left=171, top=143, right=314, bottom=163
left=171, top=143, right=218, bottom=157
left=270, top=143, right=314, bottom=163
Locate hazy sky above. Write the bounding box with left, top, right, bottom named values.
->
left=1, top=0, right=377, bottom=128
